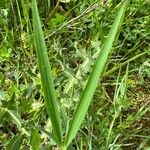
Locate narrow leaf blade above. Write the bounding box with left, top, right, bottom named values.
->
left=65, top=0, right=129, bottom=146
left=32, top=0, right=62, bottom=145
left=31, top=127, right=41, bottom=150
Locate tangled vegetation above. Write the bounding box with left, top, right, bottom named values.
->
left=0, top=0, right=150, bottom=149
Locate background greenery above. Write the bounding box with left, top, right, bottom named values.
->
left=0, top=0, right=150, bottom=149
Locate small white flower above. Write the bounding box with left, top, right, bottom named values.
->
left=32, top=101, right=43, bottom=110
left=143, top=61, right=150, bottom=67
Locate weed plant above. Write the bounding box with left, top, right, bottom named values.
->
left=0, top=0, right=150, bottom=149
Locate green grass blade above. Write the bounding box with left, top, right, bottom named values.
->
left=31, top=127, right=41, bottom=150
left=104, top=51, right=146, bottom=76
left=65, top=0, right=129, bottom=147
left=32, top=0, right=62, bottom=145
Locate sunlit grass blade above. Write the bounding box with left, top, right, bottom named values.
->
left=64, top=0, right=129, bottom=147
left=32, top=0, right=62, bottom=146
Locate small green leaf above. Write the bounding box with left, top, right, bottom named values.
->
left=7, top=109, right=30, bottom=136
left=7, top=109, right=22, bottom=127
left=6, top=134, right=24, bottom=150
left=117, top=97, right=132, bottom=109
left=0, top=47, right=11, bottom=61
left=48, top=13, right=65, bottom=27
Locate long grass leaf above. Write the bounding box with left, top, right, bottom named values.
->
left=31, top=127, right=41, bottom=150
left=32, top=0, right=62, bottom=145
left=65, top=0, right=129, bottom=147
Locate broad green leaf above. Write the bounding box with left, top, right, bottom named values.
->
left=31, top=128, right=41, bottom=150
left=64, top=0, right=129, bottom=147
left=32, top=0, right=62, bottom=146
left=6, top=134, right=24, bottom=150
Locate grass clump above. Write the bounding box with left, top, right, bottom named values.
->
left=0, top=0, right=150, bottom=149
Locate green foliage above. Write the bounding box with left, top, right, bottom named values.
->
left=65, top=1, right=129, bottom=147
left=5, top=134, right=24, bottom=150
left=31, top=128, right=41, bottom=150
left=0, top=0, right=150, bottom=149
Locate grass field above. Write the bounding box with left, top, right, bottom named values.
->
left=0, top=0, right=150, bottom=149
